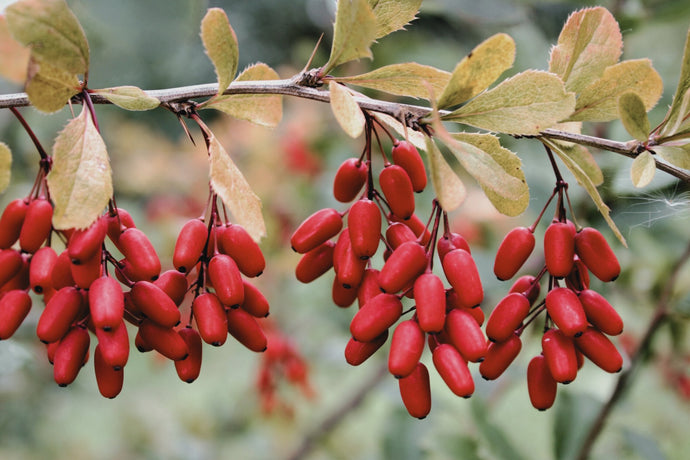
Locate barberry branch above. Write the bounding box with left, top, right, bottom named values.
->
left=1, top=76, right=689, bottom=183
left=575, top=239, right=690, bottom=460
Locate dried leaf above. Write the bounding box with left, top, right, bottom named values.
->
left=47, top=107, right=112, bottom=230
left=437, top=33, right=515, bottom=109
left=425, top=136, right=466, bottom=211
left=618, top=92, right=650, bottom=142
left=368, top=0, right=422, bottom=39
left=549, top=7, right=622, bottom=94
left=322, top=0, right=377, bottom=74
left=25, top=57, right=80, bottom=113
left=329, top=81, right=365, bottom=138
left=0, top=15, right=30, bottom=83
left=208, top=134, right=266, bottom=241
left=335, top=63, right=450, bottom=99
left=92, top=86, right=160, bottom=111
left=653, top=145, right=690, bottom=170
left=442, top=70, right=575, bottom=135
left=372, top=112, right=426, bottom=151
left=201, top=8, right=238, bottom=93
left=0, top=142, right=11, bottom=193
left=659, top=29, right=690, bottom=138
left=6, top=0, right=89, bottom=75
left=202, top=63, right=283, bottom=127
left=568, top=59, right=663, bottom=122
left=630, top=151, right=656, bottom=188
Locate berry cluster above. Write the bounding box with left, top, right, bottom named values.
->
left=485, top=177, right=624, bottom=410
left=291, top=132, right=488, bottom=418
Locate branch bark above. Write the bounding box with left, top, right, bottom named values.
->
left=1, top=77, right=689, bottom=182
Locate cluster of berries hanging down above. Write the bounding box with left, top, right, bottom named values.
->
left=487, top=147, right=624, bottom=410
left=0, top=148, right=278, bottom=398
left=291, top=120, right=488, bottom=419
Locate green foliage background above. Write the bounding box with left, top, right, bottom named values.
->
left=0, top=1, right=689, bottom=459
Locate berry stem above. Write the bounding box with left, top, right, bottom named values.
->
left=9, top=107, right=50, bottom=164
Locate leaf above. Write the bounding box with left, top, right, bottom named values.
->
left=0, top=15, right=30, bottom=83
left=0, top=142, right=12, bottom=193
left=437, top=33, right=515, bottom=109
left=322, top=0, right=378, bottom=75
left=619, top=92, right=650, bottom=142
left=654, top=145, right=690, bottom=170
left=329, top=81, right=365, bottom=138
left=553, top=392, right=602, bottom=460
left=561, top=144, right=603, bottom=186
left=430, top=105, right=529, bottom=214
left=208, top=134, right=266, bottom=241
left=6, top=0, right=89, bottom=75
left=659, top=29, right=690, bottom=138
left=372, top=112, right=426, bottom=151
left=452, top=132, right=529, bottom=216
left=25, top=57, right=80, bottom=113
left=470, top=398, right=527, bottom=460
left=201, top=7, right=239, bottom=93
left=47, top=107, right=112, bottom=230
left=546, top=139, right=626, bottom=246
left=201, top=63, right=283, bottom=127
left=334, top=63, right=450, bottom=99
left=442, top=70, right=576, bottom=135
left=631, top=151, right=656, bottom=187
left=368, top=0, right=422, bottom=39
left=567, top=59, right=663, bottom=122
left=659, top=88, right=690, bottom=140
left=425, top=135, right=466, bottom=211
left=92, top=86, right=160, bottom=111
left=549, top=7, right=622, bottom=94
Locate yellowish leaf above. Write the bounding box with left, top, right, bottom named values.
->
left=201, top=8, right=238, bottom=93
left=329, top=81, right=365, bottom=138
left=372, top=112, right=426, bottom=151
left=92, top=86, right=160, bottom=111
left=368, top=0, right=422, bottom=39
left=208, top=134, right=266, bottom=241
left=630, top=151, right=656, bottom=188
left=335, top=63, right=450, bottom=99
left=0, top=15, right=30, bottom=83
left=425, top=136, right=466, bottom=211
left=437, top=33, right=515, bottom=109
left=654, top=145, right=690, bottom=170
left=561, top=144, right=603, bottom=186
left=322, top=0, right=377, bottom=74
left=618, top=92, right=650, bottom=142
left=659, top=29, right=690, bottom=139
left=47, top=106, right=112, bottom=230
left=0, top=142, right=11, bottom=193
left=25, top=57, right=80, bottom=113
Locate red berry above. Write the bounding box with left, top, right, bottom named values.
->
left=527, top=354, right=557, bottom=410
left=193, top=293, right=228, bottom=346
left=106, top=208, right=136, bottom=248
left=174, top=327, right=203, bottom=383
left=37, top=286, right=84, bottom=343
left=94, top=319, right=130, bottom=370
left=437, top=232, right=471, bottom=261
left=129, top=281, right=181, bottom=328
left=226, top=308, right=267, bottom=352
left=333, top=229, right=367, bottom=289
left=344, top=331, right=388, bottom=366
left=94, top=345, right=124, bottom=398
left=565, top=256, right=590, bottom=291
left=153, top=270, right=189, bottom=307
left=385, top=222, right=417, bottom=250
left=173, top=219, right=208, bottom=273
left=442, top=249, right=483, bottom=308
left=398, top=362, right=431, bottom=419
left=544, top=221, right=575, bottom=278
left=290, top=208, right=342, bottom=254
left=509, top=275, right=541, bottom=305
left=350, top=293, right=402, bottom=343
left=356, top=268, right=381, bottom=308
left=0, top=290, right=32, bottom=339
left=19, top=197, right=53, bottom=253
left=380, top=165, right=415, bottom=220
left=574, top=326, right=623, bottom=373
left=578, top=289, right=623, bottom=336
left=348, top=199, right=381, bottom=259
left=70, top=247, right=103, bottom=289
left=388, top=319, right=425, bottom=378
left=207, top=254, right=244, bottom=308
left=333, top=158, right=368, bottom=203
left=445, top=308, right=487, bottom=363
left=29, top=246, right=57, bottom=294
left=89, top=276, right=125, bottom=331
left=217, top=223, right=266, bottom=277
left=51, top=250, right=75, bottom=290
left=332, top=278, right=358, bottom=308
left=67, top=216, right=107, bottom=264
left=0, top=249, right=24, bottom=288
left=574, top=227, right=620, bottom=282
left=0, top=199, right=28, bottom=249
left=485, top=293, right=530, bottom=342
left=493, top=227, right=535, bottom=281
left=479, top=333, right=522, bottom=380
left=545, top=287, right=588, bottom=337
left=392, top=140, right=427, bottom=193
left=413, top=273, right=446, bottom=333
left=138, top=320, right=189, bottom=361
left=432, top=343, right=475, bottom=398
left=118, top=228, right=161, bottom=281
left=378, top=241, right=427, bottom=294
left=296, top=241, right=335, bottom=283
left=541, top=329, right=578, bottom=384
left=389, top=213, right=431, bottom=246
left=241, top=281, right=270, bottom=318
left=53, top=326, right=90, bottom=387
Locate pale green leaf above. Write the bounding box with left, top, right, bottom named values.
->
left=425, top=135, right=466, bottom=211
left=631, top=151, right=656, bottom=188
left=437, top=33, right=515, bottom=109
left=329, top=81, right=365, bottom=138
left=92, top=86, right=160, bottom=111
left=201, top=8, right=238, bottom=93
left=659, top=29, right=690, bottom=138
left=561, top=144, right=603, bottom=186
left=0, top=142, right=11, bottom=193
left=372, top=112, right=426, bottom=151
left=568, top=59, right=663, bottom=122
left=0, top=15, right=30, bottom=84
left=334, top=63, right=450, bottom=99
left=6, top=0, right=88, bottom=75
left=322, top=0, right=377, bottom=74
left=47, top=106, right=112, bottom=230
left=202, top=63, right=283, bottom=127
left=546, top=140, right=626, bottom=246
left=25, top=57, right=80, bottom=113
left=549, top=7, right=622, bottom=94
left=659, top=88, right=690, bottom=140
left=368, top=0, right=422, bottom=39
left=451, top=132, right=529, bottom=216
left=618, top=92, right=650, bottom=142
left=208, top=134, right=265, bottom=241
left=654, top=145, right=690, bottom=170
left=442, top=70, right=576, bottom=135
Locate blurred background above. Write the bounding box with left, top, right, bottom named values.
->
left=0, top=0, right=689, bottom=459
